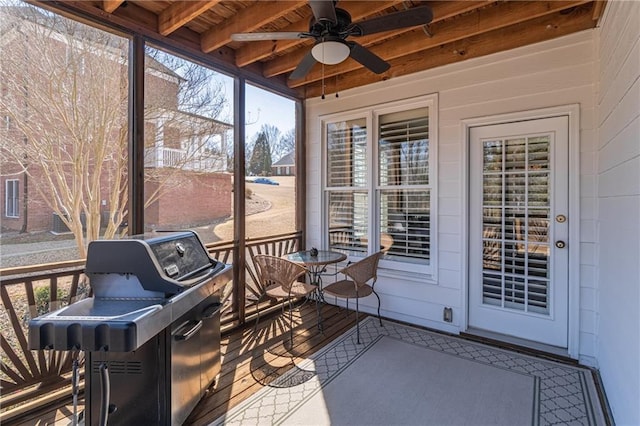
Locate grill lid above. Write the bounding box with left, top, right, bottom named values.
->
left=85, top=230, right=219, bottom=295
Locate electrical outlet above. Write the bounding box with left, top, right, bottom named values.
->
left=443, top=307, right=453, bottom=323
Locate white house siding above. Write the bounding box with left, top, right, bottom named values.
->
left=595, top=1, right=640, bottom=424
left=306, top=31, right=597, bottom=355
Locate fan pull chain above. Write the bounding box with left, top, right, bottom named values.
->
left=321, top=61, right=325, bottom=100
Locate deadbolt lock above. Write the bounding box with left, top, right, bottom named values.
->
left=556, top=241, right=566, bottom=249
left=556, top=214, right=567, bottom=223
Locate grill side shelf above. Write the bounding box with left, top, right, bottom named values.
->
left=28, top=299, right=170, bottom=352
left=27, top=264, right=232, bottom=352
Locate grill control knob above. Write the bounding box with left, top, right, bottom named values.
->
left=176, top=242, right=186, bottom=256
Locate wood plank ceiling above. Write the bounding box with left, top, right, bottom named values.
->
left=40, top=1, right=606, bottom=99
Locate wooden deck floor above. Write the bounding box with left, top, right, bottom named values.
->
left=186, top=303, right=360, bottom=425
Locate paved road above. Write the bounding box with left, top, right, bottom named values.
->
left=1, top=239, right=80, bottom=269
left=213, top=177, right=296, bottom=241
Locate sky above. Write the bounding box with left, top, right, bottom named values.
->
left=218, top=77, right=296, bottom=144
left=245, top=83, right=295, bottom=142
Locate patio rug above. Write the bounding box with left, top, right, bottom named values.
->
left=211, top=317, right=606, bottom=426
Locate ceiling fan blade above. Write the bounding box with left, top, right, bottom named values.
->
left=309, top=0, right=337, bottom=25
left=348, top=42, right=390, bottom=74
left=231, top=32, right=308, bottom=42
left=350, top=5, right=433, bottom=36
left=289, top=51, right=318, bottom=80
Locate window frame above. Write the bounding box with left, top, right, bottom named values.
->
left=5, top=179, right=19, bottom=218
left=321, top=94, right=438, bottom=275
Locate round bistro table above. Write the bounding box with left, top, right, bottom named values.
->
left=283, top=250, right=347, bottom=300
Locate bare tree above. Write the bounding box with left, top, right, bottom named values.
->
left=0, top=4, right=229, bottom=257
left=259, top=124, right=281, bottom=158
left=276, top=128, right=295, bottom=159
left=0, top=6, right=129, bottom=257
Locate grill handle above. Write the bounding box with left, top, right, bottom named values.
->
left=173, top=320, right=203, bottom=341
left=202, top=303, right=221, bottom=319
left=98, top=362, right=110, bottom=426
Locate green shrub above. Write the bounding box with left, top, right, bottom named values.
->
left=34, top=286, right=68, bottom=316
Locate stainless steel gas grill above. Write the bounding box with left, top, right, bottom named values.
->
left=28, top=231, right=232, bottom=425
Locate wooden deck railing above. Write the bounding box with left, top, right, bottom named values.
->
left=0, top=260, right=88, bottom=420
left=0, top=231, right=302, bottom=423
left=244, top=231, right=302, bottom=306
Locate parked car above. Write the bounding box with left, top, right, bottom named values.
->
left=253, top=177, right=279, bottom=185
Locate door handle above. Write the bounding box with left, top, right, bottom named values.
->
left=555, top=241, right=566, bottom=249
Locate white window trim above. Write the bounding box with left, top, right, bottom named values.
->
left=321, top=94, right=438, bottom=277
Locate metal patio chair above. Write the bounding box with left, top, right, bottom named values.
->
left=253, top=254, right=320, bottom=346
left=323, top=251, right=383, bottom=344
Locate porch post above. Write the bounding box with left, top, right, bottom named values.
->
left=128, top=35, right=145, bottom=235
left=295, top=99, right=306, bottom=248
left=233, top=77, right=247, bottom=322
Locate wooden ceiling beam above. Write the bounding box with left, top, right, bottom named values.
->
left=159, top=1, right=222, bottom=36
left=289, top=0, right=592, bottom=88
left=262, top=0, right=492, bottom=78
left=234, top=0, right=404, bottom=68
left=103, top=0, right=124, bottom=13
left=38, top=0, right=298, bottom=98
left=591, top=0, right=607, bottom=20
left=201, top=1, right=307, bottom=53
left=38, top=0, right=602, bottom=100
left=302, top=6, right=596, bottom=98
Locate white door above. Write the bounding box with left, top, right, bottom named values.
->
left=468, top=117, right=569, bottom=347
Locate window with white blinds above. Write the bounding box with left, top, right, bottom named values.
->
left=326, top=118, right=368, bottom=255
left=323, top=95, right=436, bottom=272
left=326, top=119, right=367, bottom=188
left=378, top=107, right=430, bottom=265
left=379, top=109, right=429, bottom=186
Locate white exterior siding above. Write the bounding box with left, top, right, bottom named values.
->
left=304, top=4, right=640, bottom=423
left=595, top=1, right=640, bottom=424
left=307, top=31, right=598, bottom=350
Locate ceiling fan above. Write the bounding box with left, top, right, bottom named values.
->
left=231, top=1, right=434, bottom=80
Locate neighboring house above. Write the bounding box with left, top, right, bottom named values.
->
left=144, top=108, right=230, bottom=173
left=271, top=151, right=295, bottom=176
left=0, top=8, right=232, bottom=234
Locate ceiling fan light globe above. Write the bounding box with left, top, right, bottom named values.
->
left=311, top=41, right=350, bottom=65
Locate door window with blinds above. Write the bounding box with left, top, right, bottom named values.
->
left=324, top=95, right=436, bottom=273
left=481, top=136, right=551, bottom=314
